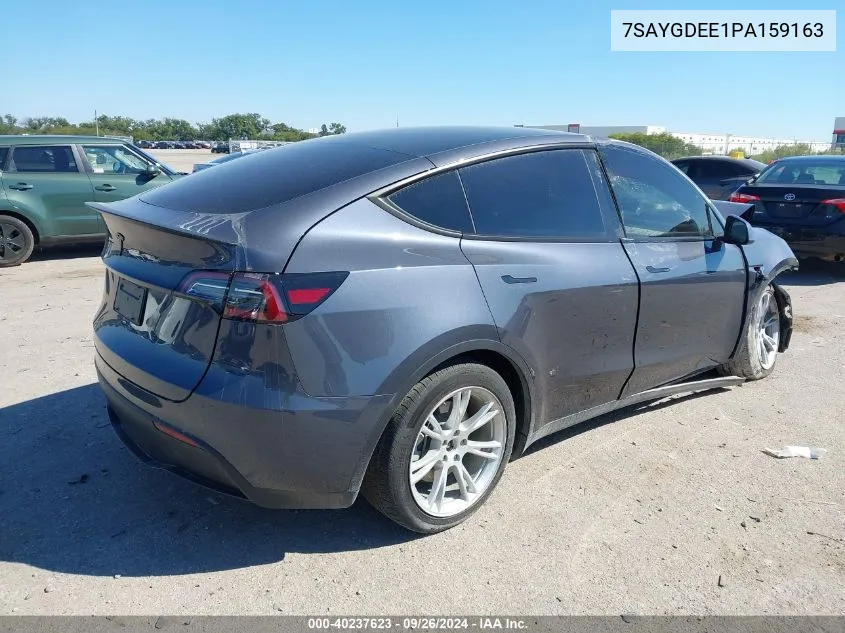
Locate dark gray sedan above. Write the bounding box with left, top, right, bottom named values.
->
left=673, top=155, right=766, bottom=200
left=90, top=127, right=797, bottom=533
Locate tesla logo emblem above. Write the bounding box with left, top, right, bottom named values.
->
left=784, top=193, right=796, bottom=201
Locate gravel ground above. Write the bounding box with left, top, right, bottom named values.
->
left=147, top=149, right=214, bottom=174
left=0, top=249, right=843, bottom=615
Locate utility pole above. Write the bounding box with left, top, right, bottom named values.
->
left=95, top=110, right=99, bottom=136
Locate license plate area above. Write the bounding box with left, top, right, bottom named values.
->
left=114, top=278, right=147, bottom=326
left=766, top=202, right=805, bottom=218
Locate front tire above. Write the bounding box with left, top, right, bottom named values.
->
left=362, top=363, right=516, bottom=533
left=719, top=284, right=781, bottom=380
left=0, top=215, right=35, bottom=267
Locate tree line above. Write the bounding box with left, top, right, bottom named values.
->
left=608, top=131, right=839, bottom=162
left=0, top=113, right=347, bottom=142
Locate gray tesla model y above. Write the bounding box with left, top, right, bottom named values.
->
left=92, top=126, right=797, bottom=532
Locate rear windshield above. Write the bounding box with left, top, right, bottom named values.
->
left=141, top=138, right=413, bottom=214
left=756, top=160, right=845, bottom=186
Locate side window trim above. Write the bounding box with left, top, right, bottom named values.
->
left=375, top=190, right=467, bottom=238
left=372, top=145, right=616, bottom=243
left=378, top=169, right=474, bottom=236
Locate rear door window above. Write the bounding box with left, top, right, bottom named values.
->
left=673, top=160, right=691, bottom=175
left=10, top=146, right=78, bottom=173
left=386, top=171, right=474, bottom=233
left=458, top=149, right=608, bottom=239
left=0, top=147, right=8, bottom=169
left=697, top=161, right=735, bottom=180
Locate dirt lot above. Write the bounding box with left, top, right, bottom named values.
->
left=148, top=149, right=214, bottom=174
left=0, top=250, right=843, bottom=615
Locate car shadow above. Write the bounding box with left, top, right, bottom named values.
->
left=522, top=388, right=723, bottom=457
left=28, top=243, right=104, bottom=263
left=779, top=259, right=845, bottom=286
left=0, top=384, right=416, bottom=578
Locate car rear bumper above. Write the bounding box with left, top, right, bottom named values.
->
left=96, top=350, right=393, bottom=509
left=759, top=225, right=845, bottom=262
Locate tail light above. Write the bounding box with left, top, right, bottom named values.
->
left=176, top=270, right=348, bottom=324
left=177, top=271, right=231, bottom=312
left=729, top=193, right=760, bottom=204
left=821, top=198, right=845, bottom=214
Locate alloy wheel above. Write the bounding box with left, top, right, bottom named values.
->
left=409, top=386, right=506, bottom=518
left=757, top=291, right=780, bottom=370
left=0, top=221, right=27, bottom=263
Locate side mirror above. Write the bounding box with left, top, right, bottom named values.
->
left=722, top=215, right=753, bottom=246
left=144, top=163, right=161, bottom=177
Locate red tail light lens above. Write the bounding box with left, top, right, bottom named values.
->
left=729, top=193, right=760, bottom=203
left=223, top=273, right=288, bottom=322
left=177, top=270, right=349, bottom=323
left=821, top=198, right=845, bottom=214
left=280, top=272, right=349, bottom=319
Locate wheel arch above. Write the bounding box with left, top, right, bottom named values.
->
left=349, top=336, right=537, bottom=495
left=0, top=208, right=41, bottom=244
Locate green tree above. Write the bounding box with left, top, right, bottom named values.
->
left=317, top=123, right=346, bottom=137
left=748, top=143, right=838, bottom=163
left=203, top=113, right=271, bottom=140
left=608, top=132, right=703, bottom=160
left=270, top=122, right=316, bottom=142
left=24, top=117, right=71, bottom=131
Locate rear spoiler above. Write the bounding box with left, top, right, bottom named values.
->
left=711, top=200, right=755, bottom=222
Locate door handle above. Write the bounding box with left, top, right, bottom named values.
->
left=95, top=184, right=117, bottom=192
left=645, top=265, right=670, bottom=274
left=8, top=182, right=33, bottom=190
left=501, top=274, right=537, bottom=284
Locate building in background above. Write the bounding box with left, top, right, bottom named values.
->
left=833, top=117, right=845, bottom=151
left=519, top=123, right=831, bottom=155
left=521, top=124, right=667, bottom=137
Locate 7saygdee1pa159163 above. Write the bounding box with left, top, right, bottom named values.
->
left=92, top=127, right=797, bottom=533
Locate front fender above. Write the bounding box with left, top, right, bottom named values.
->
left=734, top=227, right=797, bottom=357
left=744, top=226, right=799, bottom=281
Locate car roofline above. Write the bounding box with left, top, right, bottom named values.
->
left=0, top=134, right=131, bottom=145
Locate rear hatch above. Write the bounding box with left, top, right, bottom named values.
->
left=744, top=184, right=845, bottom=227
left=91, top=139, right=427, bottom=400
left=92, top=201, right=243, bottom=401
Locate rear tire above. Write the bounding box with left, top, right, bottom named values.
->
left=362, top=363, right=516, bottom=533
left=719, top=284, right=780, bottom=380
left=0, top=215, right=35, bottom=267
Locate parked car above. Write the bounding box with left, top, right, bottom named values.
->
left=729, top=155, right=845, bottom=262
left=672, top=156, right=766, bottom=200
left=211, top=141, right=230, bottom=154
left=136, top=140, right=154, bottom=149
left=92, top=127, right=796, bottom=533
left=0, top=135, right=182, bottom=266
left=192, top=149, right=263, bottom=172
